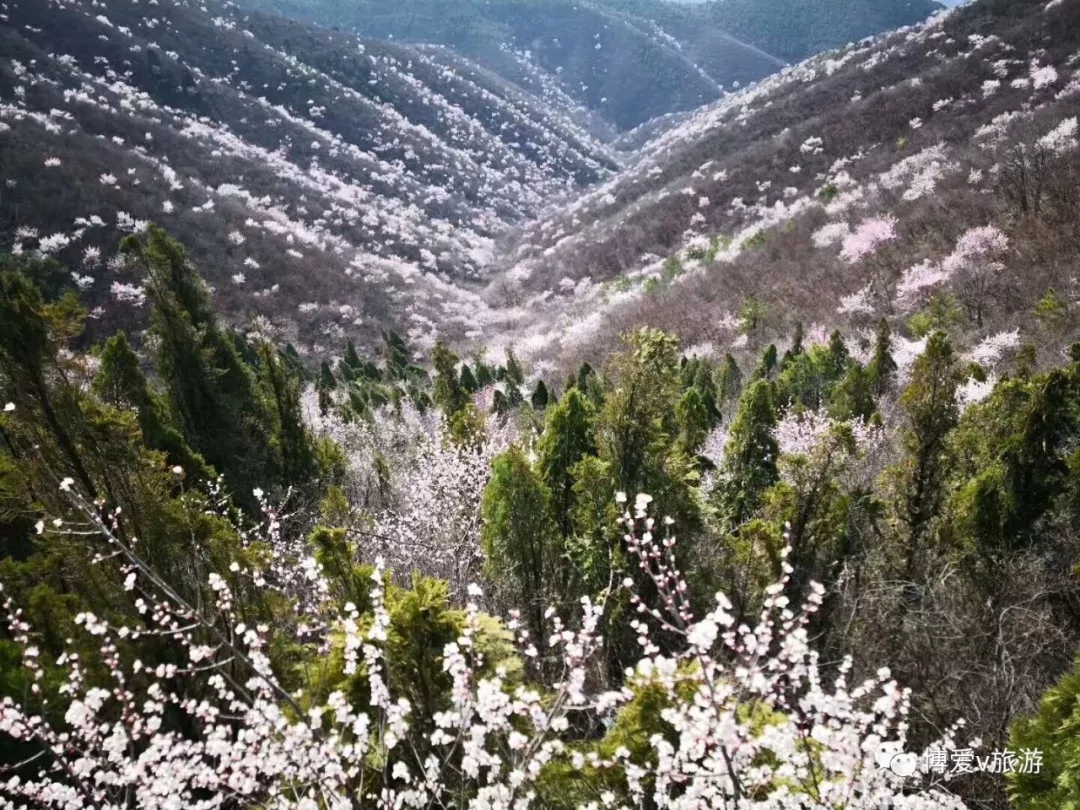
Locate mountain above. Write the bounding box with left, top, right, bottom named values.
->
left=233, top=0, right=781, bottom=131
left=234, top=0, right=940, bottom=131
left=0, top=0, right=617, bottom=352
left=699, top=0, right=947, bottom=63
left=482, top=0, right=1080, bottom=379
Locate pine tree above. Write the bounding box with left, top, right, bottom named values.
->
left=343, top=339, right=363, bottom=372
left=431, top=342, right=470, bottom=421
left=824, top=330, right=850, bottom=381
left=459, top=363, right=479, bottom=394
left=0, top=269, right=97, bottom=499
left=123, top=225, right=277, bottom=506
left=717, top=354, right=743, bottom=408
left=474, top=355, right=495, bottom=388
left=258, top=342, right=317, bottom=488
left=382, top=330, right=412, bottom=380
left=751, top=344, right=778, bottom=382
left=675, top=387, right=710, bottom=454
left=317, top=361, right=337, bottom=416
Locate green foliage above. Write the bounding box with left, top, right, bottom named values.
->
left=536, top=388, right=596, bottom=539
left=868, top=318, right=897, bottom=396
left=481, top=445, right=561, bottom=644
left=740, top=229, right=770, bottom=252
left=1008, top=654, right=1080, bottom=810
left=897, top=332, right=961, bottom=574
left=739, top=294, right=768, bottom=335
left=94, top=332, right=214, bottom=482
left=531, top=379, right=550, bottom=411
left=716, top=379, right=779, bottom=530
left=124, top=225, right=287, bottom=506
left=1036, top=288, right=1069, bottom=331
left=717, top=353, right=743, bottom=408
left=907, top=293, right=965, bottom=338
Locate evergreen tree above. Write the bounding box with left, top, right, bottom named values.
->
left=751, top=344, right=778, bottom=382
left=94, top=332, right=212, bottom=481
left=675, top=387, right=710, bottom=454
left=382, top=330, right=412, bottom=380
left=536, top=388, right=596, bottom=540
left=431, top=342, right=470, bottom=421
left=122, top=225, right=277, bottom=506
left=474, top=355, right=495, bottom=388
left=317, top=361, right=337, bottom=416
left=0, top=270, right=97, bottom=498
left=343, top=339, right=363, bottom=372
left=824, top=330, right=850, bottom=381
left=716, top=380, right=779, bottom=530
left=898, top=332, right=960, bottom=578
left=780, top=322, right=805, bottom=371
left=830, top=362, right=876, bottom=421
left=531, top=379, right=550, bottom=411
left=481, top=446, right=560, bottom=647
left=717, top=354, right=743, bottom=408
left=459, top=363, right=479, bottom=394
left=258, top=342, right=317, bottom=488
left=868, top=318, right=897, bottom=396
left=504, top=348, right=525, bottom=388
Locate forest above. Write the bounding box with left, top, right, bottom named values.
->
left=2, top=223, right=1080, bottom=809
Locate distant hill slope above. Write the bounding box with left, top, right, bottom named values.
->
left=0, top=0, right=617, bottom=352
left=477, top=0, right=1080, bottom=379
left=236, top=0, right=786, bottom=130
left=239, top=0, right=943, bottom=132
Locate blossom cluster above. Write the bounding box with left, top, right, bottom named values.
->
left=0, top=483, right=970, bottom=810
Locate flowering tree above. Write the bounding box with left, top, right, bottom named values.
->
left=942, top=226, right=1009, bottom=328
left=300, top=390, right=515, bottom=600
left=0, top=484, right=970, bottom=810
left=838, top=217, right=900, bottom=314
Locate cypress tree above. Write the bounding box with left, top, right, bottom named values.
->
left=459, top=363, right=479, bottom=394
left=481, top=446, right=560, bottom=648
left=343, top=339, right=363, bottom=372
left=536, top=387, right=596, bottom=539
left=431, top=342, right=470, bottom=420
left=94, top=332, right=212, bottom=481
left=752, top=344, right=778, bottom=381
left=123, top=225, right=276, bottom=506
left=868, top=318, right=897, bottom=396
left=899, top=332, right=960, bottom=578
left=531, top=379, right=549, bottom=411
left=258, top=343, right=317, bottom=488
left=717, top=354, right=743, bottom=408
left=716, top=380, right=779, bottom=530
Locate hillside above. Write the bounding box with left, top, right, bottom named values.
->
left=234, top=0, right=833, bottom=130
left=0, top=0, right=617, bottom=351
left=482, top=0, right=1080, bottom=382
left=9, top=2, right=1080, bottom=810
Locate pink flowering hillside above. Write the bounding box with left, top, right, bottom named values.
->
left=7, top=0, right=1080, bottom=809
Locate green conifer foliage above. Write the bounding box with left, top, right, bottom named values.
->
left=536, top=388, right=596, bottom=539
left=868, top=318, right=897, bottom=396
left=481, top=446, right=560, bottom=646
left=94, top=332, right=213, bottom=482
left=898, top=331, right=960, bottom=576
left=716, top=379, right=779, bottom=530
left=123, top=225, right=279, bottom=505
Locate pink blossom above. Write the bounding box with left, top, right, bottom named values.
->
left=840, top=216, right=898, bottom=263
